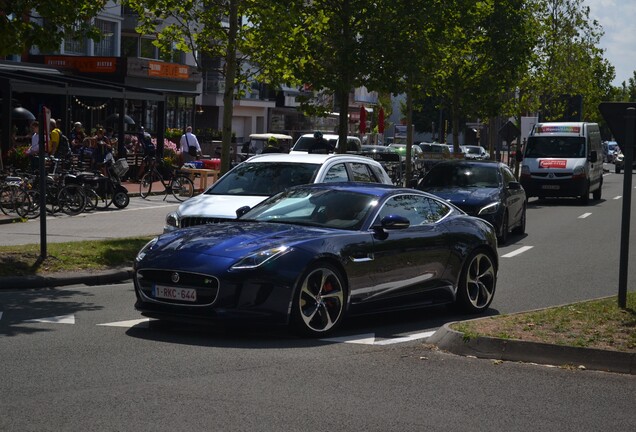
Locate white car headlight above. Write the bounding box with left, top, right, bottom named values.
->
left=231, top=246, right=290, bottom=270
left=478, top=202, right=500, bottom=215
left=166, top=212, right=180, bottom=229
left=136, top=237, right=159, bottom=262
left=573, top=165, right=585, bottom=176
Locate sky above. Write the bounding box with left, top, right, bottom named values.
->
left=584, top=0, right=636, bottom=86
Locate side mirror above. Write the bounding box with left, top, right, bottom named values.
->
left=236, top=205, right=251, bottom=218
left=375, top=214, right=410, bottom=230
left=508, top=181, right=521, bottom=190
left=589, top=151, right=598, bottom=163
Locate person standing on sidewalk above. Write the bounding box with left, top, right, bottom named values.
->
left=26, top=121, right=40, bottom=172
left=180, top=126, right=201, bottom=163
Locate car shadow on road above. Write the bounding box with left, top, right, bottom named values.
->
left=526, top=197, right=606, bottom=208
left=123, top=305, right=501, bottom=349
left=0, top=288, right=103, bottom=337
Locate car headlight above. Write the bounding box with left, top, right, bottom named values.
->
left=573, top=165, right=585, bottom=176
left=166, top=212, right=180, bottom=228
left=230, top=246, right=290, bottom=270
left=616, top=154, right=624, bottom=162
left=478, top=202, right=500, bottom=215
left=136, top=237, right=159, bottom=262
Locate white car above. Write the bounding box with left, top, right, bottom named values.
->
left=461, top=145, right=489, bottom=160
left=164, top=153, right=393, bottom=231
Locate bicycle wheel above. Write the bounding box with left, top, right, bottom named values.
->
left=25, top=190, right=41, bottom=219
left=83, top=187, right=99, bottom=212
left=58, top=184, right=86, bottom=216
left=140, top=170, right=160, bottom=199
left=171, top=175, right=195, bottom=202
left=0, top=184, right=18, bottom=215
left=14, top=188, right=32, bottom=218
left=95, top=178, right=114, bottom=210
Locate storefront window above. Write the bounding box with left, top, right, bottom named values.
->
left=64, top=37, right=87, bottom=55
left=121, top=36, right=138, bottom=57
left=95, top=19, right=117, bottom=56
left=140, top=38, right=156, bottom=59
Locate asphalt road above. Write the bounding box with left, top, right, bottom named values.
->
left=1, top=166, right=635, bottom=430
left=1, top=284, right=634, bottom=432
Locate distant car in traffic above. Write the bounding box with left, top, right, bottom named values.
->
left=417, top=160, right=526, bottom=244
left=164, top=153, right=392, bottom=232
left=461, top=145, right=489, bottom=160
left=135, top=182, right=499, bottom=337
left=290, top=133, right=362, bottom=154
left=603, top=141, right=619, bottom=163
left=614, top=147, right=636, bottom=173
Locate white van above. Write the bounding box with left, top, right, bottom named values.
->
left=520, top=122, right=603, bottom=204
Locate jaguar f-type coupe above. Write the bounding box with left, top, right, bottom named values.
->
left=134, top=183, right=498, bottom=337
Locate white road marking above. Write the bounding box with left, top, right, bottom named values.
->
left=97, top=318, right=151, bottom=328
left=25, top=314, right=75, bottom=324
left=578, top=213, right=592, bottom=219
left=321, top=333, right=376, bottom=345
left=501, top=246, right=534, bottom=258
left=322, top=331, right=436, bottom=345
left=373, top=331, right=436, bottom=345
left=614, top=196, right=622, bottom=200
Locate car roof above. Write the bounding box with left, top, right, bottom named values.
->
left=243, top=152, right=380, bottom=164
left=249, top=133, right=293, bottom=140
left=299, top=133, right=360, bottom=140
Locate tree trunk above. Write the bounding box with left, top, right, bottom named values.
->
left=405, top=89, right=413, bottom=186
left=337, top=89, right=349, bottom=154
left=221, top=0, right=239, bottom=175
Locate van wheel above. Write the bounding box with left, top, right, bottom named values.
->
left=579, top=183, right=590, bottom=205
left=615, top=165, right=621, bottom=174
left=593, top=178, right=602, bottom=200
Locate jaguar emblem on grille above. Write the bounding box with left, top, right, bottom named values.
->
left=171, top=272, right=180, bottom=283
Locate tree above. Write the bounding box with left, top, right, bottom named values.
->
left=0, top=1, right=105, bottom=56
left=429, top=0, right=536, bottom=149
left=517, top=0, right=615, bottom=122
left=363, top=0, right=440, bottom=184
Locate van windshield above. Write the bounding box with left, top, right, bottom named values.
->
left=525, top=136, right=586, bottom=158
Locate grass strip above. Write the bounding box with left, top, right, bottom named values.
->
left=0, top=237, right=153, bottom=277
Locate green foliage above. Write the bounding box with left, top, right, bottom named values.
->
left=0, top=1, right=106, bottom=56
left=515, top=0, right=615, bottom=122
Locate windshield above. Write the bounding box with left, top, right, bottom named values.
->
left=293, top=136, right=338, bottom=153
left=206, top=162, right=319, bottom=196
left=421, top=164, right=500, bottom=188
left=242, top=188, right=377, bottom=230
left=525, top=136, right=586, bottom=158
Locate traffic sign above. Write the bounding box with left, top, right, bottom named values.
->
left=599, top=102, right=636, bottom=149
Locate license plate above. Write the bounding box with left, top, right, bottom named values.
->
left=541, top=185, right=560, bottom=190
left=153, top=285, right=197, bottom=302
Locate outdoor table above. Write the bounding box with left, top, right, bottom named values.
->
left=180, top=167, right=220, bottom=190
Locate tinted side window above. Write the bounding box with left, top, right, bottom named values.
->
left=350, top=162, right=376, bottom=182
left=376, top=194, right=451, bottom=225
left=501, top=166, right=517, bottom=185
left=323, top=163, right=348, bottom=182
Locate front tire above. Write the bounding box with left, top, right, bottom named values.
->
left=140, top=171, right=159, bottom=198
left=456, top=250, right=497, bottom=314
left=593, top=177, right=603, bottom=200
left=512, top=205, right=526, bottom=235
left=497, top=211, right=509, bottom=245
left=290, top=263, right=347, bottom=337
left=171, top=175, right=195, bottom=202
left=112, top=191, right=130, bottom=209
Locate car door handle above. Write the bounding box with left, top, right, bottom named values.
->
left=350, top=254, right=374, bottom=263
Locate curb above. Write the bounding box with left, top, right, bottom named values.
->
left=0, top=268, right=134, bottom=289
left=429, top=321, right=636, bottom=375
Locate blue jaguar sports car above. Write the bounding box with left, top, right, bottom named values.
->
left=134, top=183, right=498, bottom=337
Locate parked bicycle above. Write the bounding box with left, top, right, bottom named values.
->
left=139, top=157, right=194, bottom=201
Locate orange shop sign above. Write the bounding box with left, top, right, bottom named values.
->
left=45, top=56, right=117, bottom=73
left=147, top=61, right=190, bottom=79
